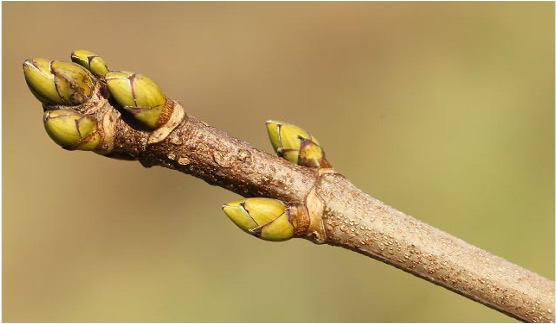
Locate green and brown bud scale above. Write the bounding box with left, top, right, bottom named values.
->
left=43, top=109, right=101, bottom=151
left=23, top=58, right=95, bottom=106
left=222, top=197, right=295, bottom=241
left=106, top=71, right=170, bottom=130
left=71, top=49, right=109, bottom=76
left=266, top=120, right=330, bottom=168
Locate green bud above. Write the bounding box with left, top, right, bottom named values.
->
left=43, top=109, right=101, bottom=151
left=23, top=58, right=94, bottom=106
left=71, top=49, right=109, bottom=76
left=298, top=139, right=327, bottom=168
left=23, top=58, right=58, bottom=104
left=105, top=71, right=167, bottom=129
left=266, top=120, right=329, bottom=168
left=222, top=198, right=294, bottom=241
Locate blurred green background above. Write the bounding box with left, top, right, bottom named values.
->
left=3, top=2, right=554, bottom=322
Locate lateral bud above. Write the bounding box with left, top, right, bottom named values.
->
left=71, top=49, right=109, bottom=76
left=105, top=71, right=172, bottom=130
left=43, top=109, right=101, bottom=151
left=222, top=198, right=295, bottom=241
left=266, top=120, right=330, bottom=168
left=23, top=58, right=95, bottom=106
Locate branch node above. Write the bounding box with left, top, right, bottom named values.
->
left=303, top=168, right=337, bottom=243
left=147, top=100, right=187, bottom=145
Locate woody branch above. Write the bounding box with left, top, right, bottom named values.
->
left=23, top=51, right=555, bottom=322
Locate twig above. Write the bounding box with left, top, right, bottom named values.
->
left=25, top=55, right=555, bottom=322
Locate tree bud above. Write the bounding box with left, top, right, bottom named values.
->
left=222, top=197, right=294, bottom=241
left=266, top=120, right=329, bottom=168
left=23, top=58, right=94, bottom=106
left=71, top=49, right=109, bottom=76
left=106, top=71, right=168, bottom=129
left=43, top=109, right=101, bottom=151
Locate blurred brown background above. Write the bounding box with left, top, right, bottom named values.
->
left=3, top=2, right=554, bottom=322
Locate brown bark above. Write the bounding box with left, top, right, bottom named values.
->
left=57, top=88, right=555, bottom=322
left=317, top=174, right=554, bottom=322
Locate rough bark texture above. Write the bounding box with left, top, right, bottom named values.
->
left=317, top=174, right=555, bottom=322
left=136, top=112, right=317, bottom=203
left=56, top=90, right=554, bottom=322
